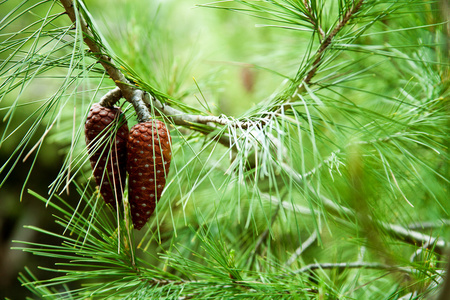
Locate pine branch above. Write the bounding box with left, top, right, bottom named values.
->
left=98, top=87, right=231, bottom=147
left=292, top=261, right=413, bottom=275
left=285, top=230, right=318, bottom=266
left=323, top=195, right=447, bottom=254
left=267, top=192, right=447, bottom=254
left=408, top=220, right=450, bottom=231
left=303, top=0, right=325, bottom=40
left=60, top=0, right=134, bottom=100
left=382, top=223, right=446, bottom=255
left=59, top=0, right=272, bottom=151
left=59, top=0, right=265, bottom=137
left=301, top=0, right=364, bottom=87
left=99, top=86, right=123, bottom=108
left=59, top=0, right=367, bottom=141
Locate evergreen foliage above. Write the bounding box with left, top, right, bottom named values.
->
left=0, top=0, right=448, bottom=298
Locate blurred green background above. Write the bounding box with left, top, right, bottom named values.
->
left=0, top=0, right=448, bottom=298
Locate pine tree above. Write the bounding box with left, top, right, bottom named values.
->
left=0, top=0, right=448, bottom=299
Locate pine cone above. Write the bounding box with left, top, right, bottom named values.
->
left=127, top=120, right=172, bottom=230
left=85, top=103, right=129, bottom=207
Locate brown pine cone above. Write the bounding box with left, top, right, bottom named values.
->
left=127, top=120, right=172, bottom=230
left=85, top=103, right=129, bottom=207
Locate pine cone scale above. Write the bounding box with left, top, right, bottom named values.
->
left=85, top=103, right=129, bottom=207
left=127, top=120, right=171, bottom=230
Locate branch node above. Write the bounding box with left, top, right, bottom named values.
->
left=99, top=87, right=123, bottom=108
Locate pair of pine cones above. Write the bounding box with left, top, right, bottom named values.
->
left=85, top=103, right=171, bottom=230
